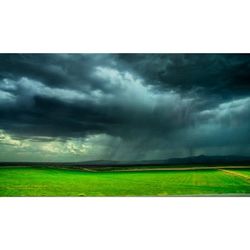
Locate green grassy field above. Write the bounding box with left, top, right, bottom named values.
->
left=0, top=166, right=250, bottom=196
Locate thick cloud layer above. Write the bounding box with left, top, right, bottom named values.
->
left=0, top=54, right=250, bottom=161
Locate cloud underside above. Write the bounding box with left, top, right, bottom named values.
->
left=0, top=54, right=250, bottom=161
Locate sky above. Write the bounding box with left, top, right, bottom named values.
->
left=0, top=54, right=250, bottom=162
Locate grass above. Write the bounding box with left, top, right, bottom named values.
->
left=0, top=166, right=250, bottom=196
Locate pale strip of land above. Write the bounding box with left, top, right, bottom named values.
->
left=220, top=169, right=250, bottom=182
left=107, top=166, right=250, bottom=172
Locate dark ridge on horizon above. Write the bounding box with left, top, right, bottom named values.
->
left=1, top=155, right=250, bottom=167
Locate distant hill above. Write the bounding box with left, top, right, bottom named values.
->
left=1, top=155, right=250, bottom=167
left=76, top=155, right=250, bottom=166
left=166, top=155, right=250, bottom=165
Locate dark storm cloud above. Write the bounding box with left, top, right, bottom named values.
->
left=0, top=54, right=69, bottom=86
left=117, top=54, right=250, bottom=98
left=0, top=54, right=250, bottom=160
left=0, top=54, right=117, bottom=92
left=0, top=54, right=190, bottom=137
